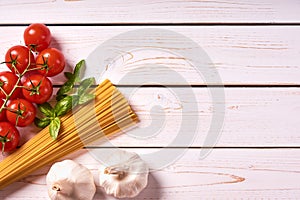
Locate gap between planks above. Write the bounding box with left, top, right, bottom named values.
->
left=1, top=23, right=300, bottom=27
left=52, top=85, right=300, bottom=88
left=84, top=146, right=300, bottom=149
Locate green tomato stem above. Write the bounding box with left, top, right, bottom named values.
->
left=0, top=47, right=34, bottom=122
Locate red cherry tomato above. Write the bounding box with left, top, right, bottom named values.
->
left=6, top=99, right=36, bottom=127
left=36, top=48, right=65, bottom=77
left=0, top=71, right=21, bottom=99
left=24, top=23, right=51, bottom=52
left=22, top=74, right=53, bottom=104
left=0, top=122, right=20, bottom=152
left=5, top=45, right=35, bottom=75
left=0, top=100, right=6, bottom=121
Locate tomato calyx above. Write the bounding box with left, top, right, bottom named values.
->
left=1, top=53, right=19, bottom=72
left=0, top=130, right=11, bottom=154
left=36, top=55, right=50, bottom=73
left=27, top=44, right=38, bottom=53
left=0, top=80, right=6, bottom=88
left=25, top=79, right=42, bottom=96
left=0, top=122, right=20, bottom=152
left=7, top=53, right=19, bottom=72
left=6, top=101, right=26, bottom=125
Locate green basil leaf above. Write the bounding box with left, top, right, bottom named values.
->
left=37, top=102, right=54, bottom=117
left=72, top=95, right=80, bottom=107
left=49, top=117, right=61, bottom=140
left=54, top=96, right=73, bottom=117
left=64, top=72, right=73, bottom=80
left=78, top=77, right=95, bottom=96
left=56, top=80, right=74, bottom=97
left=34, top=117, right=51, bottom=128
left=73, top=60, right=85, bottom=83
left=79, top=94, right=95, bottom=105
left=56, top=60, right=85, bottom=97
left=56, top=94, right=67, bottom=101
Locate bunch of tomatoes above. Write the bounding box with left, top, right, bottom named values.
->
left=0, top=23, right=65, bottom=153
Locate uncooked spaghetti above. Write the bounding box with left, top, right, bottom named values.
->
left=0, top=79, right=138, bottom=189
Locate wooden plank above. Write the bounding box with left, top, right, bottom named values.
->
left=0, top=26, right=300, bottom=85
left=1, top=148, right=300, bottom=199
left=96, top=87, right=300, bottom=147
left=15, top=88, right=300, bottom=147
left=0, top=0, right=299, bottom=23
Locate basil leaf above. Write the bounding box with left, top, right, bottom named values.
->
left=56, top=60, right=85, bottom=97
left=79, top=94, right=95, bottom=105
left=49, top=117, right=61, bottom=140
left=37, top=102, right=54, bottom=117
left=54, top=96, right=73, bottom=117
left=64, top=72, right=73, bottom=80
left=73, top=60, right=85, bottom=83
left=56, top=94, right=67, bottom=101
left=56, top=80, right=74, bottom=97
left=78, top=77, right=95, bottom=96
left=34, top=117, right=51, bottom=128
left=72, top=95, right=80, bottom=107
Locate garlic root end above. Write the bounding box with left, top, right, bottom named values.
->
left=52, top=184, right=61, bottom=191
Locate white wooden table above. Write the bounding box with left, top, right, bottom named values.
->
left=1, top=0, right=300, bottom=199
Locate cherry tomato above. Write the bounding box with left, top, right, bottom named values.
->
left=0, top=100, right=6, bottom=121
left=0, top=71, right=21, bottom=99
left=36, top=48, right=65, bottom=77
left=5, top=45, right=35, bottom=75
left=6, top=99, right=36, bottom=127
left=24, top=23, right=51, bottom=52
left=0, top=122, right=20, bottom=152
left=22, top=74, right=53, bottom=104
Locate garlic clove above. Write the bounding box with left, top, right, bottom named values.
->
left=98, top=150, right=149, bottom=198
left=46, top=159, right=96, bottom=200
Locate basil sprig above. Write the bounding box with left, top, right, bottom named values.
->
left=34, top=60, right=96, bottom=140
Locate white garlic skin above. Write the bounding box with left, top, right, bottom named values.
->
left=99, top=151, right=149, bottom=198
left=46, top=159, right=96, bottom=200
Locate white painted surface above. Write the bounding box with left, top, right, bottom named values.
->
left=2, top=149, right=300, bottom=199
left=0, top=0, right=299, bottom=23
left=1, top=26, right=300, bottom=85
left=18, top=88, right=300, bottom=147
left=0, top=0, right=300, bottom=199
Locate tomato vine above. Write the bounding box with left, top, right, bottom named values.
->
left=0, top=23, right=65, bottom=152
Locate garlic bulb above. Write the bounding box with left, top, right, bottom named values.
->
left=98, top=150, right=149, bottom=198
left=46, top=159, right=96, bottom=200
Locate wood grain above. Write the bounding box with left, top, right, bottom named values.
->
left=0, top=1, right=299, bottom=199
left=0, top=0, right=299, bottom=23
left=14, top=87, right=300, bottom=147
left=0, top=26, right=300, bottom=85
left=108, top=87, right=300, bottom=147
left=1, top=148, right=300, bottom=199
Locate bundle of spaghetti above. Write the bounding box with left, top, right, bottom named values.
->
left=0, top=79, right=138, bottom=189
